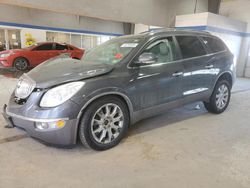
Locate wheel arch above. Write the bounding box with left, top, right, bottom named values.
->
left=74, top=92, right=134, bottom=143
left=12, top=56, right=30, bottom=67
left=215, top=71, right=233, bottom=89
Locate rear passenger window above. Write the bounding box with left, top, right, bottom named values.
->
left=176, top=36, right=206, bottom=59
left=56, top=44, right=68, bottom=50
left=202, top=37, right=226, bottom=53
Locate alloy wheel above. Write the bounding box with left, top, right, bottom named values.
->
left=15, top=59, right=28, bottom=70
left=215, top=84, right=229, bottom=110
left=91, top=103, right=124, bottom=144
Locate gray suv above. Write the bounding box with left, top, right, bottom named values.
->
left=2, top=29, right=235, bottom=150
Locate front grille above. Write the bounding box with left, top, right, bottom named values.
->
left=14, top=97, right=27, bottom=105
left=15, top=74, right=36, bottom=99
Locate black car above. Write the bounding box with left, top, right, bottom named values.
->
left=2, top=29, right=235, bottom=150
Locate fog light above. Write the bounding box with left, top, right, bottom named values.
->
left=35, top=120, right=66, bottom=131
left=56, top=120, right=65, bottom=128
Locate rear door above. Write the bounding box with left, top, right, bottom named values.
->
left=175, top=35, right=216, bottom=100
left=200, top=36, right=229, bottom=87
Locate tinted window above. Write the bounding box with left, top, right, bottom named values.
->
left=56, top=43, right=68, bottom=50
left=142, top=37, right=175, bottom=63
left=34, top=43, right=53, bottom=51
left=202, top=37, right=226, bottom=53
left=176, top=36, right=206, bottom=59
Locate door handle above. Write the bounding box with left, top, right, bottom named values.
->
left=172, top=72, right=183, bottom=77
left=205, top=64, right=214, bottom=69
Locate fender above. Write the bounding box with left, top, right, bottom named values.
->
left=76, top=88, right=134, bottom=119
left=213, top=70, right=234, bottom=90
left=73, top=88, right=135, bottom=143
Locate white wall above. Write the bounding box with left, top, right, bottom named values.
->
left=0, top=4, right=125, bottom=35
left=220, top=0, right=250, bottom=32
left=175, top=12, right=209, bottom=27
left=220, top=0, right=250, bottom=77
left=1, top=0, right=209, bottom=27
left=206, top=13, right=247, bottom=72
left=20, top=28, right=46, bottom=48
left=134, top=24, right=150, bottom=34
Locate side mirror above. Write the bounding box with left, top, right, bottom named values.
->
left=136, top=52, right=157, bottom=65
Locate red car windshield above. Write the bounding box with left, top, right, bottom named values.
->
left=22, top=43, right=39, bottom=50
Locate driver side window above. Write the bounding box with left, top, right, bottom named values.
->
left=34, top=43, right=53, bottom=51
left=143, top=37, right=175, bottom=64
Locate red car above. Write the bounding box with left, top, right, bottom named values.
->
left=0, top=42, right=84, bottom=70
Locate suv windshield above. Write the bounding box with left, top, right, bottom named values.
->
left=81, top=37, right=142, bottom=65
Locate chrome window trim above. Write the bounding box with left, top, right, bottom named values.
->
left=127, top=33, right=227, bottom=69
left=183, top=88, right=209, bottom=96
left=6, top=108, right=69, bottom=122
left=128, top=50, right=226, bottom=69
left=127, top=35, right=171, bottom=69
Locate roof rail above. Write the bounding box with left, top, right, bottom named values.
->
left=139, top=27, right=175, bottom=34
left=175, top=27, right=210, bottom=34
left=140, top=27, right=210, bottom=35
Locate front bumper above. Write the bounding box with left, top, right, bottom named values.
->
left=2, top=104, right=79, bottom=146
left=0, top=58, right=11, bottom=68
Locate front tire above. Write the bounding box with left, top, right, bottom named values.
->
left=79, top=96, right=129, bottom=150
left=204, top=80, right=231, bottom=114
left=13, top=57, right=29, bottom=71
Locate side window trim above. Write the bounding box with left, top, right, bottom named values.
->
left=174, top=34, right=227, bottom=61
left=175, top=35, right=207, bottom=59
left=127, top=34, right=227, bottom=69
left=129, top=36, right=177, bottom=67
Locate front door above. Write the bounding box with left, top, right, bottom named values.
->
left=129, top=37, right=184, bottom=111
left=30, top=43, right=59, bottom=65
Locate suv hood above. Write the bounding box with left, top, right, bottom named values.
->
left=27, top=56, right=114, bottom=88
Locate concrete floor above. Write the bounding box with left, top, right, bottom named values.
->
left=1, top=69, right=250, bottom=188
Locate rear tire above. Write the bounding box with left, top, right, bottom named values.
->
left=78, top=96, right=129, bottom=151
left=204, top=80, right=231, bottom=114
left=13, top=57, right=29, bottom=71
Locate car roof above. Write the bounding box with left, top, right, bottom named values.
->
left=35, top=42, right=70, bottom=46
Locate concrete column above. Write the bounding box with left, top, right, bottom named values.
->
left=243, top=38, right=250, bottom=77
left=237, top=37, right=250, bottom=77
left=4, top=29, right=9, bottom=50
left=80, top=35, right=83, bottom=49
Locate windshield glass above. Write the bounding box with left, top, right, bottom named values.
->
left=22, top=43, right=39, bottom=49
left=81, top=37, right=142, bottom=65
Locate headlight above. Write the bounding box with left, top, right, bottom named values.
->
left=40, top=82, right=85, bottom=107
left=0, top=52, right=12, bottom=58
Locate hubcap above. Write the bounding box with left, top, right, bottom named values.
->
left=15, top=59, right=27, bottom=70
left=91, top=103, right=124, bottom=144
left=215, top=84, right=229, bottom=110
